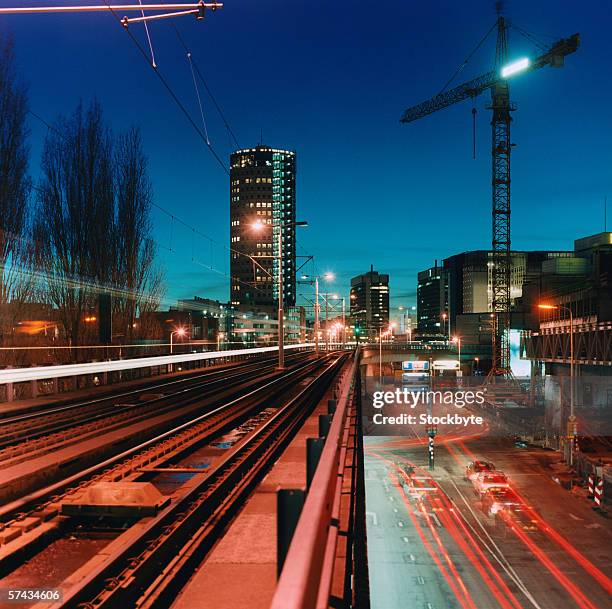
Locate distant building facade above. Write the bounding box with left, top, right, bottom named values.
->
left=229, top=145, right=297, bottom=308
left=417, top=262, right=448, bottom=335
left=350, top=266, right=389, bottom=337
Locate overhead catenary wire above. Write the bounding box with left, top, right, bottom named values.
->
left=25, top=111, right=279, bottom=302
left=169, top=22, right=240, bottom=149
left=101, top=0, right=230, bottom=174
left=137, top=0, right=158, bottom=67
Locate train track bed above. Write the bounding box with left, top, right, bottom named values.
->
left=0, top=353, right=312, bottom=503
left=0, top=353, right=309, bottom=453
left=0, top=353, right=348, bottom=608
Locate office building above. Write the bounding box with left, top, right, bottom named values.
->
left=229, top=145, right=297, bottom=307
left=350, top=266, right=389, bottom=337
left=417, top=262, right=448, bottom=335
left=443, top=250, right=573, bottom=327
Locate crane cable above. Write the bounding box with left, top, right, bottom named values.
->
left=438, top=20, right=498, bottom=95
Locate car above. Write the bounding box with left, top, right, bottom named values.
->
left=482, top=487, right=522, bottom=516
left=474, top=471, right=509, bottom=494
left=465, top=460, right=496, bottom=481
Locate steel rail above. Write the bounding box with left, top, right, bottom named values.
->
left=48, top=355, right=348, bottom=608
left=0, top=356, right=330, bottom=521
left=0, top=352, right=310, bottom=452
left=270, top=350, right=359, bottom=609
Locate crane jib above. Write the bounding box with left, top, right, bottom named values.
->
left=400, top=33, right=580, bottom=124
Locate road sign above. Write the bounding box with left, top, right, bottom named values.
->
left=402, top=360, right=429, bottom=371
left=432, top=359, right=459, bottom=371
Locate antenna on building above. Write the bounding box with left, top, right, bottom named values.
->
left=605, top=195, right=608, bottom=232
left=259, top=127, right=263, bottom=146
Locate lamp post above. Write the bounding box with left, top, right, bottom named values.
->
left=452, top=335, right=461, bottom=364
left=253, top=219, right=307, bottom=370
left=170, top=327, right=187, bottom=372
left=170, top=327, right=187, bottom=355
left=538, top=303, right=575, bottom=464
left=379, top=328, right=384, bottom=384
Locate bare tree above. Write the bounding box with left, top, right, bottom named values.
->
left=0, top=38, right=33, bottom=343
left=35, top=101, right=115, bottom=347
left=35, top=104, right=164, bottom=349
left=114, top=127, right=164, bottom=341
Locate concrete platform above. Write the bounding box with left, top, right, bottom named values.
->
left=171, top=363, right=349, bottom=609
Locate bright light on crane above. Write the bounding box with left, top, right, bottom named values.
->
left=501, top=57, right=530, bottom=78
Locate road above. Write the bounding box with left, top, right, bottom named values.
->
left=364, top=403, right=612, bottom=609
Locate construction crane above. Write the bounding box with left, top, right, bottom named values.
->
left=401, top=14, right=579, bottom=379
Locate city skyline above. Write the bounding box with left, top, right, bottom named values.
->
left=2, top=1, right=610, bottom=311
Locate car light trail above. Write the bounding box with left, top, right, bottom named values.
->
left=386, top=468, right=478, bottom=609
left=395, top=453, right=526, bottom=609
left=500, top=511, right=602, bottom=609
left=453, top=439, right=612, bottom=596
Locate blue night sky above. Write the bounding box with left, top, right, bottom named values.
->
left=4, top=0, right=611, bottom=316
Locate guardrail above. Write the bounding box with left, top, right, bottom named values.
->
left=270, top=349, right=365, bottom=609
left=0, top=343, right=315, bottom=385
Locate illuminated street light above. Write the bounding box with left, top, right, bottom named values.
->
left=452, top=335, right=461, bottom=365
left=501, top=57, right=530, bottom=78
left=170, top=327, right=187, bottom=354
left=170, top=326, right=187, bottom=372
left=539, top=303, right=575, bottom=464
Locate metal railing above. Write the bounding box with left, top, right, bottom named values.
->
left=270, top=349, right=361, bottom=609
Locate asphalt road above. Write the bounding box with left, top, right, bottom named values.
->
left=364, top=406, right=612, bottom=609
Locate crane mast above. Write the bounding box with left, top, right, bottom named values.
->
left=490, top=15, right=512, bottom=377
left=400, top=15, right=579, bottom=380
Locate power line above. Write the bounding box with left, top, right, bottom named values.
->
left=101, top=0, right=230, bottom=174
left=168, top=22, right=240, bottom=149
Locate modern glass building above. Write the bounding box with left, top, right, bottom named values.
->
left=229, top=145, right=297, bottom=307
left=350, top=266, right=390, bottom=338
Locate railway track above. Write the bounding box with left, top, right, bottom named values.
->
left=0, top=351, right=310, bottom=449
left=0, top=351, right=313, bottom=471
left=0, top=352, right=348, bottom=609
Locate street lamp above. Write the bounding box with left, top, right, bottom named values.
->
left=441, top=312, right=449, bottom=343
left=539, top=303, right=575, bottom=464
left=170, top=326, right=187, bottom=372
left=452, top=335, right=461, bottom=367
left=253, top=219, right=308, bottom=369
left=170, top=326, right=187, bottom=354
left=379, top=323, right=395, bottom=384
